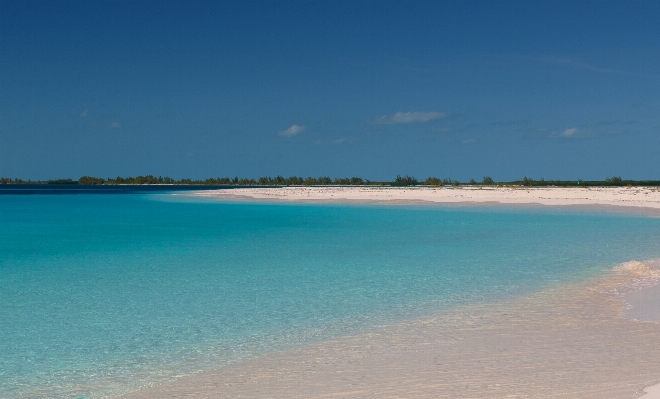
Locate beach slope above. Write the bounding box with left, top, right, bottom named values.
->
left=190, top=186, right=660, bottom=214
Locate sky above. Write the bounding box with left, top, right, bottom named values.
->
left=1, top=0, right=659, bottom=181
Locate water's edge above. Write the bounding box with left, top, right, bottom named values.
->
left=4, top=194, right=660, bottom=398
left=122, top=259, right=660, bottom=399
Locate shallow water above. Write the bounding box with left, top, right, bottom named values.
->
left=2, top=192, right=660, bottom=398
left=626, top=285, right=660, bottom=323
left=129, top=262, right=660, bottom=399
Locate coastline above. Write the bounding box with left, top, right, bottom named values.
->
left=123, top=260, right=660, bottom=398
left=188, top=186, right=660, bottom=217
left=129, top=188, right=660, bottom=398
left=188, top=185, right=660, bottom=207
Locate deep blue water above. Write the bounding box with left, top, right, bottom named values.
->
left=0, top=184, right=251, bottom=195
left=1, top=190, right=660, bottom=398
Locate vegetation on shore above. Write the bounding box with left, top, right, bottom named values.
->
left=1, top=175, right=659, bottom=187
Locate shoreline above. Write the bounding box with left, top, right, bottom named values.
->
left=135, top=189, right=660, bottom=398
left=122, top=260, right=660, bottom=398
left=187, top=186, right=660, bottom=217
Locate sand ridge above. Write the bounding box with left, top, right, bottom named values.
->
left=190, top=186, right=660, bottom=212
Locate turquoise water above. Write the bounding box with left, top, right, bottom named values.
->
left=2, top=192, right=660, bottom=398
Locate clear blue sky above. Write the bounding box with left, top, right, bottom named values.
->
left=1, top=0, right=659, bottom=181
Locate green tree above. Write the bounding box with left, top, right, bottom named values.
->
left=78, top=176, right=105, bottom=184
left=424, top=177, right=442, bottom=186
left=605, top=176, right=623, bottom=185
left=393, top=175, right=418, bottom=186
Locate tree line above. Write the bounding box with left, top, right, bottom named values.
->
left=1, top=175, right=659, bottom=187
left=0, top=175, right=371, bottom=186
left=513, top=176, right=660, bottom=187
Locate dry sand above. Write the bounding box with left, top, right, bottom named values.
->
left=125, top=187, right=660, bottom=398
left=190, top=186, right=660, bottom=214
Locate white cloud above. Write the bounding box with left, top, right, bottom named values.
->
left=550, top=126, right=622, bottom=139
left=80, top=109, right=89, bottom=117
left=372, top=111, right=446, bottom=124
left=110, top=122, right=121, bottom=128
left=278, top=124, right=305, bottom=137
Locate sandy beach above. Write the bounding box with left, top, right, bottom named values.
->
left=191, top=185, right=660, bottom=214
left=124, top=260, right=660, bottom=399
left=125, top=186, right=660, bottom=399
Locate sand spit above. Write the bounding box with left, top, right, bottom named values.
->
left=124, top=261, right=660, bottom=399
left=190, top=186, right=660, bottom=214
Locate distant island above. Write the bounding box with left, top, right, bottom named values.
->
left=1, top=175, right=659, bottom=187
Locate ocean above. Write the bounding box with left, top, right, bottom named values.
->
left=1, top=187, right=660, bottom=398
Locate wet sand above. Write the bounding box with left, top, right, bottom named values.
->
left=124, top=261, right=660, bottom=399
left=626, top=285, right=660, bottom=323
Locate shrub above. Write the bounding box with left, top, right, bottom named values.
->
left=605, top=176, right=623, bottom=185
left=424, top=177, right=443, bottom=187
left=393, top=175, right=418, bottom=186
left=78, top=176, right=105, bottom=185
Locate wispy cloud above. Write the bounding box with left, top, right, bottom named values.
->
left=539, top=56, right=657, bottom=78
left=110, top=122, right=121, bottom=128
left=278, top=124, right=305, bottom=137
left=462, top=138, right=476, bottom=143
left=80, top=109, right=89, bottom=117
left=372, top=111, right=446, bottom=124
left=549, top=126, right=625, bottom=139
left=542, top=56, right=620, bottom=74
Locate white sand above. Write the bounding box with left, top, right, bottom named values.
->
left=643, top=382, right=660, bottom=398
left=124, top=261, right=660, bottom=399
left=191, top=185, right=660, bottom=211
left=138, top=187, right=660, bottom=398
left=625, top=261, right=660, bottom=399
